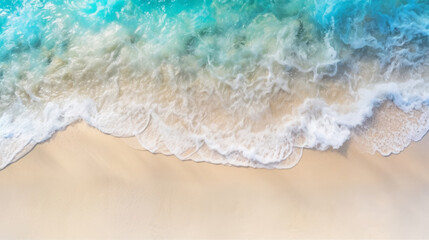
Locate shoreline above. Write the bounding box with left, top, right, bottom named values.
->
left=0, top=122, right=428, bottom=239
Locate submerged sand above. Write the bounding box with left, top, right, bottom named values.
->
left=0, top=122, right=428, bottom=239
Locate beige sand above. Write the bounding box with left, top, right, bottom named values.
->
left=0, top=122, right=428, bottom=239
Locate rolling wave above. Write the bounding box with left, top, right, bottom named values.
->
left=1, top=0, right=429, bottom=168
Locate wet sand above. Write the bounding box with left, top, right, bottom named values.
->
left=0, top=122, right=428, bottom=239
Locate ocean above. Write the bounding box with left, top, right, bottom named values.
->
left=1, top=0, right=429, bottom=168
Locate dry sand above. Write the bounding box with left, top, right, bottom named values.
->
left=0, top=122, right=428, bottom=239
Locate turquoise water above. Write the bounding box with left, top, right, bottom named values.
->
left=1, top=0, right=429, bottom=168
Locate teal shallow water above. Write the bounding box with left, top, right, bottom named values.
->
left=1, top=0, right=429, bottom=168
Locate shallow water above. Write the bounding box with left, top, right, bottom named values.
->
left=1, top=0, right=429, bottom=168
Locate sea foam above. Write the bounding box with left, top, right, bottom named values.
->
left=1, top=0, right=429, bottom=169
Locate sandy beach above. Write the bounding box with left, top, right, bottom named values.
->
left=3, top=0, right=429, bottom=239
left=0, top=122, right=427, bottom=239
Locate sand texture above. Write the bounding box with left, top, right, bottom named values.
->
left=0, top=122, right=428, bottom=239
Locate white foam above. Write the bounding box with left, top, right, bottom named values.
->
left=2, top=18, right=429, bottom=169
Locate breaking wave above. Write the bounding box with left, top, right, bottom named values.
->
left=1, top=0, right=429, bottom=169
